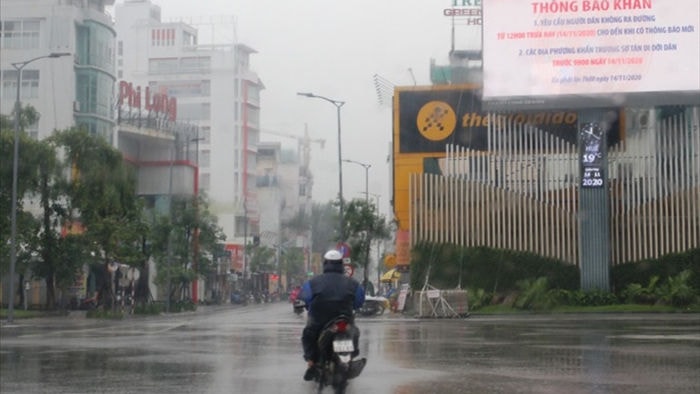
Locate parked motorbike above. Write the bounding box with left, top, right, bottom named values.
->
left=312, top=315, right=366, bottom=394
left=293, top=299, right=306, bottom=315
left=356, top=295, right=387, bottom=317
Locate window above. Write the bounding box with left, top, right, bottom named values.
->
left=75, top=70, right=113, bottom=118
left=1, top=19, right=40, bottom=49
left=247, top=106, right=260, bottom=126
left=178, top=102, right=209, bottom=121
left=149, top=80, right=210, bottom=97
left=149, top=58, right=178, bottom=74
left=200, top=126, right=211, bottom=143
left=27, top=121, right=39, bottom=140
left=182, top=31, right=196, bottom=46
left=151, top=28, right=175, bottom=47
left=200, top=173, right=210, bottom=190
left=2, top=69, right=39, bottom=100
left=200, top=150, right=211, bottom=168
left=180, top=57, right=211, bottom=73
left=118, top=41, right=123, bottom=56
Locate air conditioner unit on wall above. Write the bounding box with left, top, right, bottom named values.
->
left=73, top=101, right=81, bottom=112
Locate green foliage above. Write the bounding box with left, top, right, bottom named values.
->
left=467, top=287, right=492, bottom=310
left=552, top=288, right=619, bottom=306
left=133, top=303, right=164, bottom=315
left=611, top=248, right=700, bottom=293
left=248, top=245, right=276, bottom=273
left=657, top=270, right=697, bottom=307
left=51, top=128, right=146, bottom=266
left=514, top=277, right=556, bottom=310
left=408, top=241, right=698, bottom=311
left=409, top=243, right=579, bottom=293
left=281, top=247, right=306, bottom=286
left=1, top=121, right=57, bottom=275
left=342, top=198, right=391, bottom=286
left=173, top=299, right=196, bottom=312
left=621, top=276, right=660, bottom=304
left=86, top=309, right=124, bottom=319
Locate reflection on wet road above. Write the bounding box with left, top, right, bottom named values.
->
left=2, top=304, right=699, bottom=393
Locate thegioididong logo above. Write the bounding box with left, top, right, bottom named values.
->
left=416, top=101, right=457, bottom=141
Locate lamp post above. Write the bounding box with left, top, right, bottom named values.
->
left=191, top=134, right=204, bottom=304
left=297, top=92, right=346, bottom=241
left=343, top=159, right=371, bottom=204
left=7, top=52, right=70, bottom=323
left=369, top=192, right=382, bottom=291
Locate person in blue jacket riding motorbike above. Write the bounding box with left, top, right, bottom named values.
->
left=300, top=249, right=365, bottom=381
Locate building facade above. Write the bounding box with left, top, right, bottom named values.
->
left=1, top=0, right=116, bottom=141
left=114, top=0, right=263, bottom=275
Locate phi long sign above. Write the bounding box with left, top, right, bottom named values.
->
left=118, top=81, right=178, bottom=122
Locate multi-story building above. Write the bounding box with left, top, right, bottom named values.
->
left=114, top=0, right=263, bottom=275
left=256, top=139, right=316, bottom=289
left=1, top=0, right=116, bottom=141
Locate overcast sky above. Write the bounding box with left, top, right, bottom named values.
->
left=113, top=0, right=481, bottom=216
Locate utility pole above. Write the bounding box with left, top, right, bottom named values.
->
left=165, top=143, right=175, bottom=313
left=297, top=92, right=346, bottom=241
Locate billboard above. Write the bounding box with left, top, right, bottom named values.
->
left=392, top=85, right=623, bottom=232
left=396, top=86, right=620, bottom=154
left=482, top=0, right=700, bottom=109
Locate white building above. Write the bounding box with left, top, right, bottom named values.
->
left=0, top=0, right=116, bottom=141
left=114, top=0, right=263, bottom=273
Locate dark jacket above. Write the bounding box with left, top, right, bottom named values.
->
left=300, top=262, right=365, bottom=325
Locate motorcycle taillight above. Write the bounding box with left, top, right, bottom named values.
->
left=335, top=320, right=348, bottom=333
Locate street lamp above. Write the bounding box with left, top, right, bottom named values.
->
left=7, top=52, right=71, bottom=323
left=368, top=192, right=382, bottom=290
left=297, top=92, right=346, bottom=241
left=343, top=159, right=371, bottom=204
left=190, top=133, right=204, bottom=304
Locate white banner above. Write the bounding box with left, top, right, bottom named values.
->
left=483, top=0, right=700, bottom=101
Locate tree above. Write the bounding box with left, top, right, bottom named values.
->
left=1, top=106, right=79, bottom=309
left=149, top=193, right=225, bottom=304
left=281, top=247, right=306, bottom=287
left=1, top=106, right=43, bottom=278
left=311, top=201, right=339, bottom=253
left=52, top=128, right=147, bottom=309
left=342, top=198, right=391, bottom=289
left=248, top=245, right=276, bottom=273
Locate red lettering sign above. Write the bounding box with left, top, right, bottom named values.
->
left=118, top=80, right=177, bottom=121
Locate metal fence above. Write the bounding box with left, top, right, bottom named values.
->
left=409, top=107, right=700, bottom=266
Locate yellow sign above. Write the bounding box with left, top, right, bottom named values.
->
left=383, top=254, right=397, bottom=269
left=416, top=101, right=457, bottom=141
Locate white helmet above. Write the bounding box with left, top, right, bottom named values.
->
left=323, top=249, right=343, bottom=262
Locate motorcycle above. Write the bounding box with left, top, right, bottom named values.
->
left=312, top=315, right=366, bottom=394
left=293, top=299, right=306, bottom=315
left=356, top=295, right=388, bottom=317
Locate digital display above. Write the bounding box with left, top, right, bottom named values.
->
left=580, top=122, right=605, bottom=188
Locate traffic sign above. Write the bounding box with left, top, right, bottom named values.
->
left=343, top=264, right=354, bottom=277
left=336, top=242, right=351, bottom=258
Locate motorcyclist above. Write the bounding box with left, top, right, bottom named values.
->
left=300, top=249, right=365, bottom=381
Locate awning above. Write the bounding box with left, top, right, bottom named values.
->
left=380, top=268, right=401, bottom=283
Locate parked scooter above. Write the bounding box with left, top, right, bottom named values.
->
left=293, top=299, right=306, bottom=315
left=356, top=295, right=388, bottom=317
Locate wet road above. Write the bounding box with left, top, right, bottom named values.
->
left=1, top=303, right=699, bottom=394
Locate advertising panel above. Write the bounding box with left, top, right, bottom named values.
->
left=482, top=0, right=700, bottom=109
left=396, top=86, right=620, bottom=154
left=392, top=85, right=623, bottom=231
